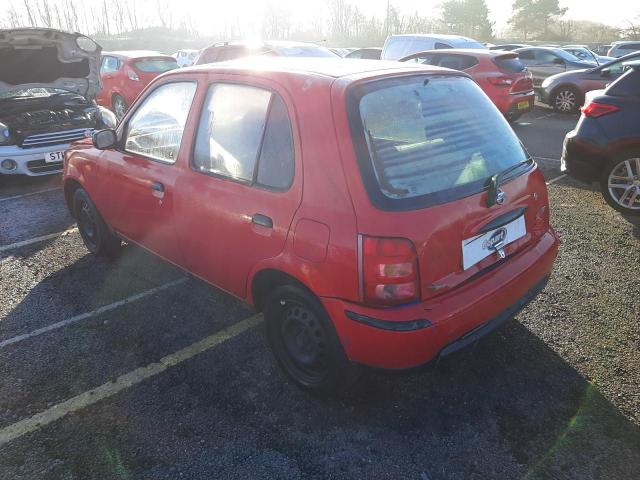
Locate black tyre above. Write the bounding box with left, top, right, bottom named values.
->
left=73, top=188, right=122, bottom=256
left=506, top=111, right=523, bottom=123
left=600, top=152, right=640, bottom=216
left=264, top=284, right=360, bottom=395
left=112, top=94, right=128, bottom=120
left=551, top=86, right=582, bottom=113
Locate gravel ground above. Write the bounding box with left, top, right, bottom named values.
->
left=0, top=107, right=638, bottom=479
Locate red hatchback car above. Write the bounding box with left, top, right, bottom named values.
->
left=63, top=58, right=559, bottom=393
left=97, top=50, right=179, bottom=119
left=400, top=49, right=535, bottom=122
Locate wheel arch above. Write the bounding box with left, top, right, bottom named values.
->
left=63, top=177, right=84, bottom=217
left=250, top=268, right=315, bottom=312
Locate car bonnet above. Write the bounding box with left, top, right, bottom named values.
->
left=0, top=28, right=102, bottom=99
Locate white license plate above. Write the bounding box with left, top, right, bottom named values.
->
left=462, top=215, right=526, bottom=270
left=45, top=151, right=65, bottom=163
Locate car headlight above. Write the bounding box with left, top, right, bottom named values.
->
left=0, top=122, right=12, bottom=145
left=97, top=107, right=117, bottom=129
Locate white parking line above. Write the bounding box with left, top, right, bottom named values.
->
left=0, top=187, right=59, bottom=203
left=535, top=156, right=561, bottom=163
left=546, top=174, right=567, bottom=185
left=0, top=227, right=78, bottom=254
left=0, top=313, right=263, bottom=447
left=0, top=278, right=188, bottom=350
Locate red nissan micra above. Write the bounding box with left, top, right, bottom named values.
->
left=63, top=58, right=559, bottom=393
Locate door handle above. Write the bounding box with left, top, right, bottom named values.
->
left=151, top=181, right=164, bottom=193
left=251, top=214, right=273, bottom=229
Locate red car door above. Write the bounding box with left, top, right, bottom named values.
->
left=97, top=55, right=120, bottom=107
left=175, top=78, right=302, bottom=298
left=99, top=80, right=198, bottom=265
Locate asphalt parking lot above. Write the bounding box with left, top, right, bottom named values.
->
left=1, top=106, right=639, bottom=479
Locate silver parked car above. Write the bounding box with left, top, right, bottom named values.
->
left=540, top=51, right=640, bottom=112
left=607, top=41, right=640, bottom=58
left=382, top=34, right=485, bottom=60
left=561, top=45, right=615, bottom=65
left=514, top=47, right=595, bottom=87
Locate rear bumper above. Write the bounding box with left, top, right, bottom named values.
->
left=494, top=91, right=535, bottom=117
left=322, top=230, right=559, bottom=369
left=561, top=130, right=607, bottom=183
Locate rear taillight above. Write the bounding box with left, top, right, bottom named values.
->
left=127, top=68, right=140, bottom=81
left=581, top=101, right=619, bottom=118
left=361, top=236, right=419, bottom=306
left=487, top=76, right=514, bottom=87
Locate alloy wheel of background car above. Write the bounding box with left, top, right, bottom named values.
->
left=112, top=95, right=128, bottom=120
left=553, top=88, right=580, bottom=113
left=77, top=198, right=99, bottom=252
left=602, top=156, right=640, bottom=215
left=264, top=285, right=358, bottom=394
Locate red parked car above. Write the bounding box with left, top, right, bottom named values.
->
left=63, top=58, right=559, bottom=393
left=97, top=51, right=179, bottom=119
left=400, top=49, right=535, bottom=122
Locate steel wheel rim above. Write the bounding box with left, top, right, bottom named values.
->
left=78, top=200, right=99, bottom=249
left=608, top=158, right=640, bottom=211
left=280, top=301, right=328, bottom=381
left=555, top=90, right=576, bottom=112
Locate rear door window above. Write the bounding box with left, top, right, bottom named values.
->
left=517, top=49, right=535, bottom=60
left=193, top=84, right=294, bottom=189
left=606, top=68, right=640, bottom=96
left=493, top=55, right=526, bottom=72
left=101, top=56, right=120, bottom=74
left=133, top=59, right=179, bottom=72
left=348, top=75, right=529, bottom=210
left=435, top=42, right=453, bottom=50
left=436, top=54, right=478, bottom=70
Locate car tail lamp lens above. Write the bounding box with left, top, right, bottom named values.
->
left=362, top=236, right=419, bottom=306
left=581, top=102, right=619, bottom=118
left=127, top=69, right=140, bottom=81
left=488, top=76, right=513, bottom=86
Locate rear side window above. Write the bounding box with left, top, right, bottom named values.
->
left=125, top=82, right=196, bottom=163
left=348, top=75, right=529, bottom=210
left=134, top=59, right=178, bottom=72
left=101, top=56, right=120, bottom=74
left=493, top=55, right=526, bottom=73
left=193, top=84, right=294, bottom=189
left=436, top=54, right=478, bottom=70
left=517, top=50, right=535, bottom=60
left=606, top=68, right=640, bottom=96
left=434, top=42, right=453, bottom=50
left=621, top=43, right=640, bottom=50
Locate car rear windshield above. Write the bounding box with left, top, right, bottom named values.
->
left=348, top=75, right=530, bottom=210
left=133, top=59, right=179, bottom=72
left=494, top=55, right=526, bottom=72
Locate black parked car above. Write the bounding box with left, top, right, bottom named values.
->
left=562, top=60, right=640, bottom=215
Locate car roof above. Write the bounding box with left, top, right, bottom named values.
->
left=406, top=48, right=515, bottom=57
left=104, top=50, right=173, bottom=59
left=388, top=33, right=477, bottom=42
left=205, top=40, right=323, bottom=49
left=182, top=56, right=454, bottom=80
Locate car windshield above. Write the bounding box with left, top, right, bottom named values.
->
left=273, top=46, right=338, bottom=58
left=134, top=59, right=179, bottom=72
left=353, top=75, right=528, bottom=204
left=552, top=48, right=582, bottom=62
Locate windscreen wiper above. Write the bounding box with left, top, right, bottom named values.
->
left=486, top=157, right=534, bottom=207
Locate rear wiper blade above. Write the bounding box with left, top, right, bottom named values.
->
left=486, top=157, right=534, bottom=207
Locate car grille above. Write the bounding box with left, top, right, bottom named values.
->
left=21, top=128, right=93, bottom=148
left=26, top=159, right=64, bottom=174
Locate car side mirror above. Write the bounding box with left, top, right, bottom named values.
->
left=601, top=68, right=611, bottom=77
left=93, top=129, right=117, bottom=150
left=553, top=58, right=565, bottom=65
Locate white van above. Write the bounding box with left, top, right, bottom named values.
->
left=382, top=34, right=486, bottom=60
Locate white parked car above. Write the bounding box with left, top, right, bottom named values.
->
left=174, top=49, right=199, bottom=67
left=382, top=34, right=486, bottom=60
left=607, top=41, right=640, bottom=58
left=0, top=28, right=116, bottom=177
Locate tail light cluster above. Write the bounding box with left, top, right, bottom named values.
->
left=487, top=76, right=514, bottom=87
left=361, top=236, right=420, bottom=306
left=581, top=101, right=619, bottom=118
left=511, top=77, right=534, bottom=93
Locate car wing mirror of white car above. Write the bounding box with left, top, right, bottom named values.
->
left=93, top=129, right=118, bottom=150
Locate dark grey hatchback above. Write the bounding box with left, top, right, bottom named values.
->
left=562, top=60, right=640, bottom=215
